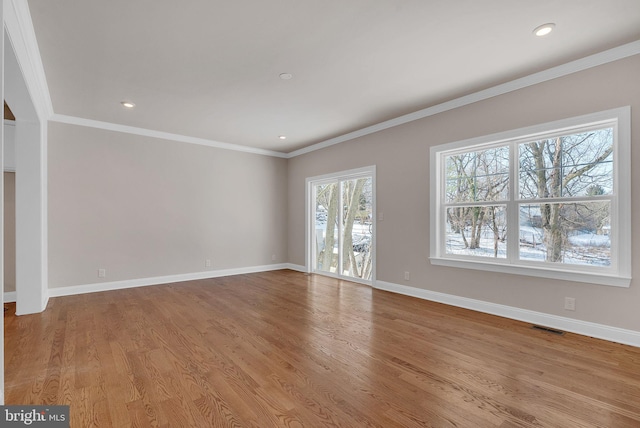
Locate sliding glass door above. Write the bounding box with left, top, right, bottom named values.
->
left=309, top=167, right=375, bottom=283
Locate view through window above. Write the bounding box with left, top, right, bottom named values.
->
left=431, top=108, right=631, bottom=286
left=311, top=170, right=374, bottom=283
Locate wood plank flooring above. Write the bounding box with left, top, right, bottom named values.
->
left=5, top=270, right=640, bottom=427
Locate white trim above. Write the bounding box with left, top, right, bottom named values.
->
left=47, top=264, right=291, bottom=298
left=284, top=263, right=307, bottom=273
left=1, top=0, right=6, bottom=406
left=430, top=107, right=631, bottom=287
left=3, top=0, right=53, bottom=120
left=4, top=0, right=49, bottom=316
left=374, top=280, right=640, bottom=348
left=3, top=291, right=16, bottom=303
left=4, top=120, right=15, bottom=171
left=27, top=41, right=639, bottom=160
left=287, top=40, right=640, bottom=158
left=429, top=258, right=630, bottom=287
left=311, top=270, right=373, bottom=287
left=50, top=114, right=290, bottom=159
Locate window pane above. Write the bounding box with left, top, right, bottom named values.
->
left=445, top=146, right=509, bottom=203
left=341, top=178, right=373, bottom=280
left=315, top=183, right=339, bottom=273
left=519, top=202, right=611, bottom=266
left=519, top=128, right=613, bottom=199
left=446, top=206, right=507, bottom=258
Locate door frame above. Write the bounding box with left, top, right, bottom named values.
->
left=305, top=165, right=376, bottom=285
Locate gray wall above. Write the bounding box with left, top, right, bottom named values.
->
left=288, top=56, right=640, bottom=331
left=46, top=56, right=639, bottom=332
left=48, top=122, right=288, bottom=288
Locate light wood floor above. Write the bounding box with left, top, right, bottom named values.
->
left=5, top=270, right=640, bottom=427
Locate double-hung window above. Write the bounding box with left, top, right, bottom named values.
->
left=430, top=107, right=631, bottom=287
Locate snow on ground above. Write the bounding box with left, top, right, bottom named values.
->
left=446, top=225, right=611, bottom=266
left=318, top=212, right=611, bottom=267
left=315, top=220, right=372, bottom=252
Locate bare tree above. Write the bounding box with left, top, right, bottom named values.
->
left=446, top=147, right=508, bottom=254
left=316, top=183, right=339, bottom=271
left=341, top=179, right=367, bottom=277
left=315, top=178, right=373, bottom=279
left=520, top=129, right=613, bottom=262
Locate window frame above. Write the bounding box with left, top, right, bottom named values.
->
left=305, top=166, right=377, bottom=286
left=429, top=107, right=631, bottom=287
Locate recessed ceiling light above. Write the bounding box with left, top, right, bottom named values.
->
left=279, top=73, right=293, bottom=80
left=533, top=23, right=555, bottom=37
left=279, top=135, right=287, bottom=140
left=121, top=101, right=135, bottom=109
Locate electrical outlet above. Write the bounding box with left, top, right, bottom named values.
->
left=98, top=268, right=106, bottom=278
left=564, top=297, right=576, bottom=311
left=378, top=212, right=384, bottom=221
left=404, top=271, right=410, bottom=281
left=272, top=254, right=277, bottom=261
left=205, top=259, right=212, bottom=268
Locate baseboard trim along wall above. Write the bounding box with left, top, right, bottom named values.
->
left=284, top=263, right=307, bottom=273
left=48, top=264, right=293, bottom=298
left=3, top=291, right=17, bottom=303
left=21, top=267, right=640, bottom=348
left=374, top=280, right=640, bottom=348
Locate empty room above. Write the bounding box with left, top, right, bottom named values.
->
left=2, top=0, right=640, bottom=426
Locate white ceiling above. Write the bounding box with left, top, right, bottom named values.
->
left=27, top=0, right=640, bottom=153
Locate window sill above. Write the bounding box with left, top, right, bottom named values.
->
left=429, top=257, right=631, bottom=288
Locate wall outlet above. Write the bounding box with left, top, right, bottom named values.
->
left=98, top=268, right=106, bottom=278
left=564, top=297, right=576, bottom=311
left=378, top=212, right=384, bottom=221
left=272, top=254, right=277, bottom=261
left=205, top=259, right=212, bottom=268
left=404, top=271, right=410, bottom=281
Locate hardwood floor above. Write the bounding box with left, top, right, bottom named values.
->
left=5, top=270, right=640, bottom=427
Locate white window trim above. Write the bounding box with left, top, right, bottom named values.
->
left=429, top=107, right=631, bottom=287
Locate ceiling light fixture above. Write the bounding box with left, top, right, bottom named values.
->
left=279, top=73, right=293, bottom=80
left=121, top=101, right=136, bottom=109
left=533, top=23, right=555, bottom=37
left=279, top=135, right=287, bottom=140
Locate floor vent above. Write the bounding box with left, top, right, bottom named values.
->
left=532, top=325, right=565, bottom=335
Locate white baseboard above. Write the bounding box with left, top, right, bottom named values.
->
left=374, top=280, right=640, bottom=348
left=284, top=263, right=307, bottom=273
left=3, top=291, right=16, bottom=303
left=48, top=263, right=291, bottom=298
left=5, top=291, right=48, bottom=315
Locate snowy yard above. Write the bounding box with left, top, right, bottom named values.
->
left=446, top=224, right=611, bottom=266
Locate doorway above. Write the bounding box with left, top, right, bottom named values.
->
left=307, top=166, right=375, bottom=285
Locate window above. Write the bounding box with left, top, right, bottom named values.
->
left=306, top=166, right=376, bottom=285
left=430, top=108, right=631, bottom=287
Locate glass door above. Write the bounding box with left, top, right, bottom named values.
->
left=310, top=168, right=374, bottom=283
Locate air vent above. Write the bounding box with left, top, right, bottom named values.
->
left=532, top=325, right=565, bottom=335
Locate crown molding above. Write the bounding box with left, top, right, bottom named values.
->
left=287, top=40, right=640, bottom=158
left=8, top=1, right=637, bottom=161
left=3, top=0, right=54, bottom=120
left=50, top=114, right=290, bottom=158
